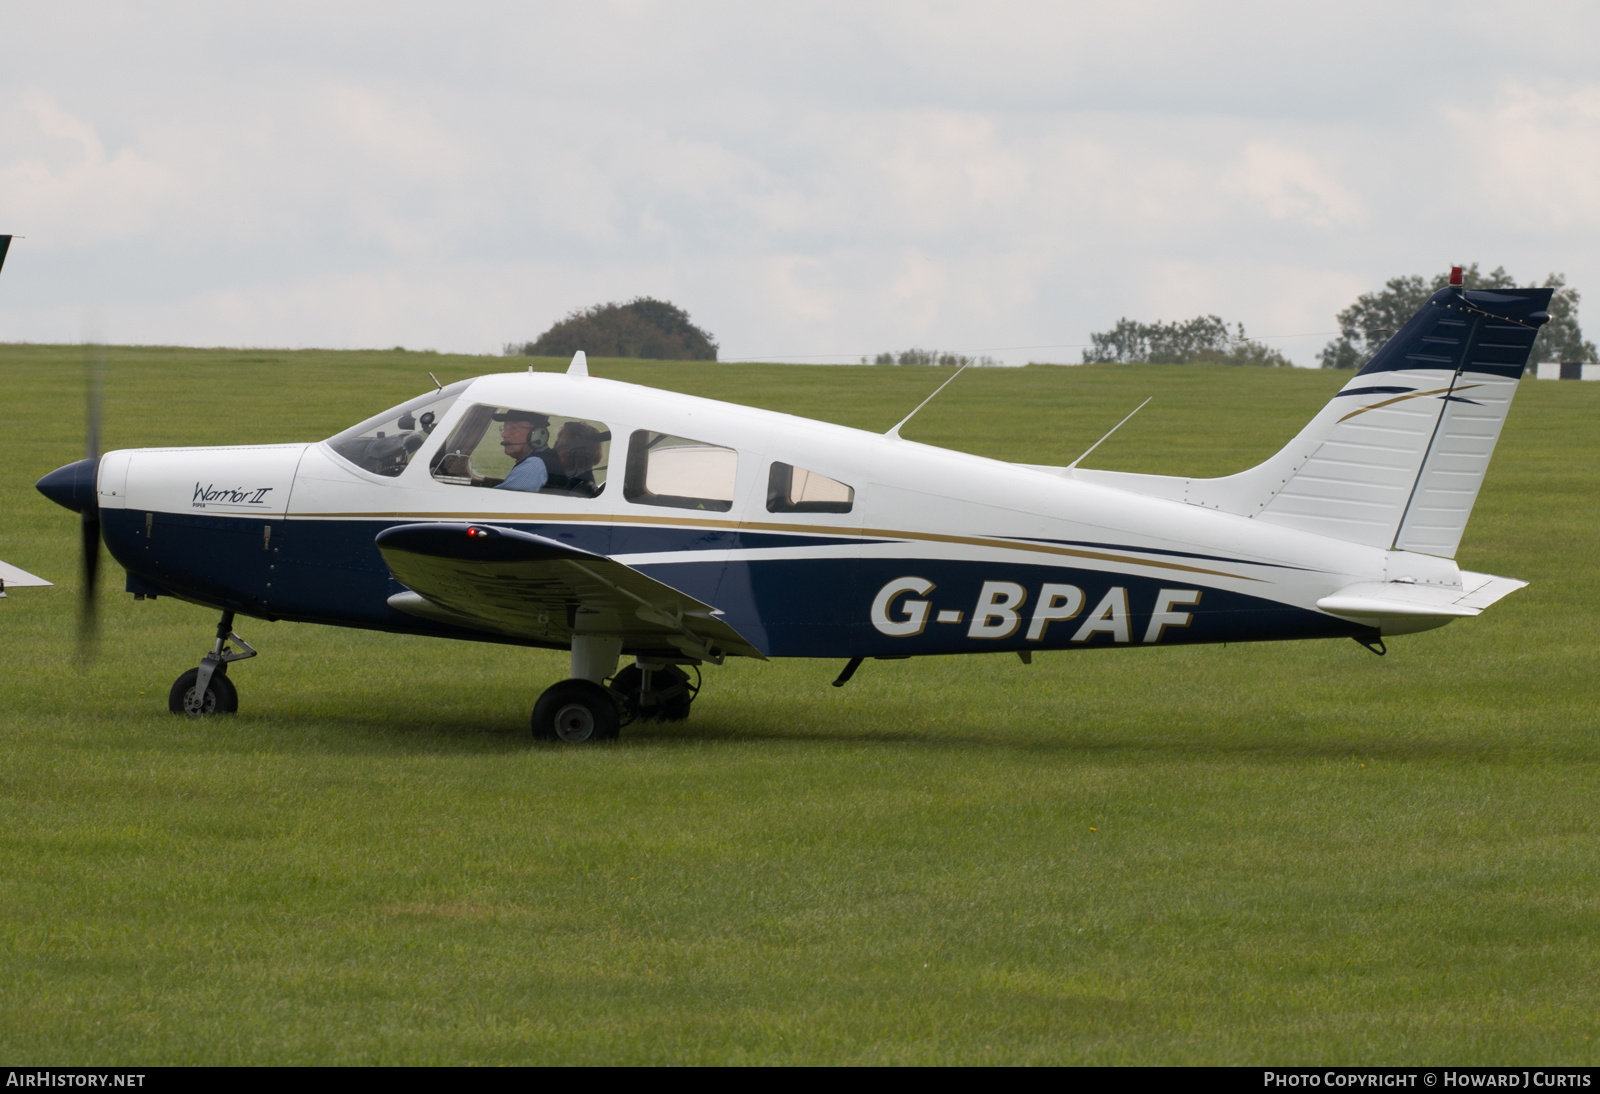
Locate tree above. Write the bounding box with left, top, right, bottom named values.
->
left=1532, top=273, right=1598, bottom=367
left=1081, top=315, right=1293, bottom=366
left=509, top=298, right=718, bottom=361
left=862, top=348, right=1001, bottom=367
left=1318, top=265, right=1596, bottom=370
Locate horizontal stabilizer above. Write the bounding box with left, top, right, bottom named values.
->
left=1317, top=570, right=1526, bottom=621
left=375, top=522, right=764, bottom=661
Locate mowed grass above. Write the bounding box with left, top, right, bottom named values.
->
left=1, top=344, right=1599, bottom=1064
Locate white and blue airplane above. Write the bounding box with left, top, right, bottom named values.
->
left=37, top=270, right=1550, bottom=741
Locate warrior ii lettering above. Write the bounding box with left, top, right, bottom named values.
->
left=192, top=483, right=274, bottom=508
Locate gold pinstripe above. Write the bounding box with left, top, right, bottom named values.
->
left=298, top=510, right=1267, bottom=582
left=1337, top=384, right=1480, bottom=423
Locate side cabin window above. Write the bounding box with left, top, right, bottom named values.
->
left=326, top=380, right=472, bottom=477
left=430, top=403, right=611, bottom=497
left=767, top=462, right=854, bottom=514
left=624, top=431, right=737, bottom=512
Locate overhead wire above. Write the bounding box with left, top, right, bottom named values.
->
left=720, top=327, right=1407, bottom=363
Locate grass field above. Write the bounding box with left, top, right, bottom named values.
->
left=2, top=344, right=1598, bottom=1064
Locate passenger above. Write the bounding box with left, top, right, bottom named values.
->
left=549, top=421, right=604, bottom=497
left=490, top=410, right=561, bottom=492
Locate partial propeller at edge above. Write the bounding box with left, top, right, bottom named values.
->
left=79, top=342, right=104, bottom=661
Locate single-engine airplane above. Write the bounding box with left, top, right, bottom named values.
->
left=37, top=269, right=1551, bottom=741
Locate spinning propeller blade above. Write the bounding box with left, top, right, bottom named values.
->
left=79, top=343, right=104, bottom=660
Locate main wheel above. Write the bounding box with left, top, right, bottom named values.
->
left=532, top=679, right=620, bottom=743
left=609, top=664, right=694, bottom=723
left=168, top=666, right=239, bottom=716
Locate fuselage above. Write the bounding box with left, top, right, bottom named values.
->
left=95, top=370, right=1409, bottom=658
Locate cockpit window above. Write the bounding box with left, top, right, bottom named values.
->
left=767, top=462, right=853, bottom=513
left=624, top=430, right=738, bottom=512
left=430, top=404, right=611, bottom=497
left=326, top=380, right=472, bottom=477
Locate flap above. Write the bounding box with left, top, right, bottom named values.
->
left=375, top=522, right=764, bottom=661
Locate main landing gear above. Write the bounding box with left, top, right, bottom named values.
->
left=530, top=634, right=699, bottom=743
left=168, top=610, right=256, bottom=716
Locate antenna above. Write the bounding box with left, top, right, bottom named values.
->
left=886, top=363, right=970, bottom=439
left=428, top=371, right=442, bottom=391
left=1066, top=397, right=1151, bottom=469
left=567, top=350, right=588, bottom=378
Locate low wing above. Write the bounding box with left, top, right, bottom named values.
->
left=375, top=522, right=763, bottom=662
left=0, top=559, right=52, bottom=595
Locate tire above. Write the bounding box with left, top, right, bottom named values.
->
left=168, top=666, right=239, bottom=716
left=531, top=679, right=620, bottom=743
left=609, top=664, right=693, bottom=724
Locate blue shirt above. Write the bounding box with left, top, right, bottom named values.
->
left=494, top=455, right=549, bottom=492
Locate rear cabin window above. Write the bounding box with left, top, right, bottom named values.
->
left=430, top=404, right=611, bottom=497
left=624, top=431, right=738, bottom=512
left=767, top=462, right=854, bottom=514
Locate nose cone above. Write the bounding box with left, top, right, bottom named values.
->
left=37, top=458, right=99, bottom=513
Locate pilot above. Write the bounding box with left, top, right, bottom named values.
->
left=550, top=421, right=604, bottom=497
left=490, top=409, right=562, bottom=492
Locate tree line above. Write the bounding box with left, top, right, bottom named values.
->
left=1081, top=315, right=1293, bottom=366
left=1317, top=264, right=1595, bottom=370
left=861, top=349, right=1002, bottom=367
left=1081, top=265, right=1596, bottom=370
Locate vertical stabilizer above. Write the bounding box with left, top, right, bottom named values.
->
left=1068, top=281, right=1552, bottom=559
left=1251, top=284, right=1550, bottom=555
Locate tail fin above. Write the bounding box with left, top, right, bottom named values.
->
left=1245, top=284, right=1551, bottom=555
left=1070, top=283, right=1553, bottom=558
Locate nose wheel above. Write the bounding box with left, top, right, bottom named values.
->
left=168, top=666, right=239, bottom=715
left=169, top=610, right=256, bottom=717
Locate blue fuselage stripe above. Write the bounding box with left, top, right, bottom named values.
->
left=103, top=510, right=1366, bottom=657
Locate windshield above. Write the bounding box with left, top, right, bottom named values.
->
left=326, top=380, right=473, bottom=477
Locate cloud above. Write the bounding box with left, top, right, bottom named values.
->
left=3, top=4, right=1600, bottom=366
left=0, top=92, right=186, bottom=245
left=1225, top=142, right=1364, bottom=228
left=1453, top=83, right=1600, bottom=231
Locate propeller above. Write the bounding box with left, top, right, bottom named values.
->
left=78, top=343, right=104, bottom=660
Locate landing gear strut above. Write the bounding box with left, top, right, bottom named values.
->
left=168, top=610, right=256, bottom=716
left=531, top=634, right=700, bottom=743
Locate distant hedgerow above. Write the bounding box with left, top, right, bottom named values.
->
left=862, top=348, right=1002, bottom=367
left=1082, top=315, right=1293, bottom=367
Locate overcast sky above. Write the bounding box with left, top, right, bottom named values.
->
left=3, top=2, right=1599, bottom=365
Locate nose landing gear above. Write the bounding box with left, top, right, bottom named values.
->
left=168, top=610, right=257, bottom=716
